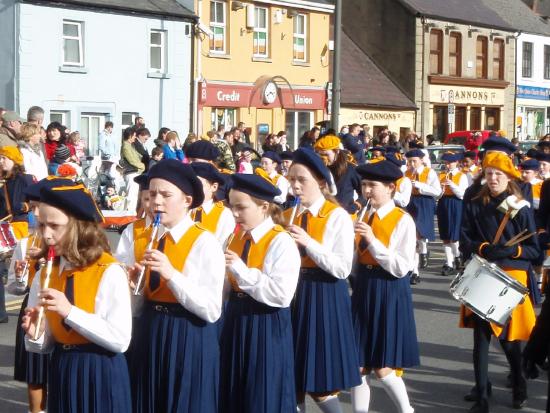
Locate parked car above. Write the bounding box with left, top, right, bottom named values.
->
left=426, top=144, right=465, bottom=172
left=444, top=130, right=492, bottom=150
left=517, top=140, right=540, bottom=153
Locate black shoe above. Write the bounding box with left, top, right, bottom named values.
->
left=512, top=388, right=527, bottom=409
left=454, top=256, right=464, bottom=270
left=419, top=253, right=429, bottom=269
left=464, top=382, right=492, bottom=401
left=410, top=273, right=420, bottom=285
left=469, top=400, right=489, bottom=413
left=441, top=264, right=455, bottom=276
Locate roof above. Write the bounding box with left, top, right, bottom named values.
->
left=523, top=0, right=550, bottom=18
left=340, top=31, right=417, bottom=110
left=25, top=0, right=196, bottom=20
left=482, top=0, right=550, bottom=35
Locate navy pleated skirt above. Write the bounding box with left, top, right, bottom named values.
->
left=292, top=268, right=361, bottom=393
left=220, top=291, right=296, bottom=413
left=437, top=196, right=463, bottom=241
left=132, top=301, right=219, bottom=413
left=48, top=343, right=131, bottom=413
left=407, top=195, right=436, bottom=240
left=351, top=265, right=420, bottom=368
left=13, top=293, right=49, bottom=384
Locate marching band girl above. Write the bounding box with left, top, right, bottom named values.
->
left=460, top=152, right=539, bottom=413
left=220, top=174, right=301, bottom=413
left=385, top=153, right=411, bottom=208
left=285, top=148, right=360, bottom=413
left=189, top=162, right=235, bottom=243
left=462, top=151, right=480, bottom=186
left=351, top=160, right=419, bottom=413
left=519, top=159, right=542, bottom=211
left=129, top=160, right=225, bottom=413
left=539, top=152, right=550, bottom=180
left=22, top=182, right=132, bottom=413
left=404, top=149, right=441, bottom=284
left=257, top=151, right=290, bottom=205
left=437, top=152, right=468, bottom=276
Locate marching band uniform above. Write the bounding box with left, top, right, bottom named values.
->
left=186, top=140, right=230, bottom=200
left=25, top=183, right=132, bottom=413
left=258, top=151, right=291, bottom=205
left=220, top=174, right=301, bottom=413
left=285, top=148, right=361, bottom=412
left=131, top=160, right=225, bottom=413
left=539, top=152, right=550, bottom=180
left=437, top=153, right=468, bottom=275
left=351, top=161, right=419, bottom=413
left=386, top=153, right=411, bottom=208
left=460, top=153, right=540, bottom=413
left=462, top=151, right=481, bottom=187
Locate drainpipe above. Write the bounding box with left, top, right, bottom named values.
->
left=330, top=0, right=342, bottom=131
left=193, top=0, right=203, bottom=135
left=513, top=31, right=521, bottom=140
left=420, top=16, right=426, bottom=141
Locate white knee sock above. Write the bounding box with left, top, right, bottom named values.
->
left=351, top=375, right=371, bottom=413
left=315, top=394, right=343, bottom=413
left=413, top=252, right=419, bottom=274
left=444, top=244, right=454, bottom=267
left=297, top=403, right=306, bottom=412
left=380, top=371, right=414, bottom=413
left=451, top=241, right=460, bottom=257
left=418, top=239, right=428, bottom=254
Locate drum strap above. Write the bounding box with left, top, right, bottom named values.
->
left=2, top=183, right=12, bottom=221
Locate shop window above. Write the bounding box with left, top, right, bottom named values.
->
left=150, top=30, right=167, bottom=73
left=470, top=107, right=481, bottom=130
left=455, top=106, right=467, bottom=131
left=493, top=39, right=504, bottom=80
left=476, top=36, right=488, bottom=79
left=209, top=1, right=226, bottom=53
left=253, top=7, right=269, bottom=57
left=544, top=45, right=550, bottom=80
left=523, top=42, right=533, bottom=78
left=62, top=20, right=84, bottom=67
left=429, top=30, right=443, bottom=75
left=81, top=113, right=107, bottom=155
left=432, top=105, right=448, bottom=141
left=285, top=111, right=313, bottom=149
left=485, top=107, right=500, bottom=131
left=449, top=32, right=461, bottom=77
left=211, top=108, right=237, bottom=131
left=50, top=110, right=70, bottom=128
left=293, top=14, right=307, bottom=62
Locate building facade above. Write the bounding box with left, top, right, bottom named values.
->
left=194, top=0, right=333, bottom=149
left=0, top=0, right=195, bottom=155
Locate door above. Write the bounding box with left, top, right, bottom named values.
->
left=470, top=107, right=481, bottom=130
left=455, top=106, right=467, bottom=131
left=433, top=105, right=448, bottom=141
left=80, top=113, right=106, bottom=156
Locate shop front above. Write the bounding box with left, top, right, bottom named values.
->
left=339, top=107, right=416, bottom=139
left=516, top=85, right=550, bottom=140
left=198, top=79, right=327, bottom=149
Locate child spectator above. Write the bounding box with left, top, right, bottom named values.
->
left=149, top=146, right=164, bottom=168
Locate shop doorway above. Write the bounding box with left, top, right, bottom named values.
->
left=285, top=111, right=313, bottom=149
left=524, top=108, right=545, bottom=139
left=485, top=107, right=501, bottom=131
left=470, top=107, right=481, bottom=130
left=433, top=105, right=448, bottom=141
left=455, top=106, right=467, bottom=131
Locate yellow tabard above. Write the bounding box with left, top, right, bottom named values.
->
left=133, top=218, right=153, bottom=262
left=191, top=201, right=225, bottom=234
left=439, top=171, right=464, bottom=196
left=405, top=168, right=431, bottom=196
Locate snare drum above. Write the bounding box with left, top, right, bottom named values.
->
left=450, top=254, right=529, bottom=326
left=0, top=222, right=17, bottom=256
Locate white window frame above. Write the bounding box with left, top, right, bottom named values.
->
left=80, top=113, right=106, bottom=156
left=62, top=20, right=84, bottom=67
left=253, top=7, right=269, bottom=58
left=293, top=14, right=307, bottom=62
left=211, top=108, right=237, bottom=131
left=121, top=112, right=139, bottom=130
left=209, top=1, right=227, bottom=54
left=50, top=110, right=70, bottom=128
left=149, top=29, right=167, bottom=73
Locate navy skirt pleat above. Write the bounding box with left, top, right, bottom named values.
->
left=13, top=293, right=49, bottom=384
left=407, top=195, right=436, bottom=240
left=220, top=292, right=296, bottom=413
left=132, top=302, right=219, bottom=413
left=437, top=196, right=463, bottom=241
left=48, top=344, right=131, bottom=413
left=292, top=269, right=361, bottom=393
left=351, top=266, right=420, bottom=368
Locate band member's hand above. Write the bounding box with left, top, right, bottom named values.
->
left=288, top=225, right=311, bottom=247
left=21, top=307, right=45, bottom=339
left=27, top=246, right=42, bottom=259
left=355, top=222, right=375, bottom=244
left=481, top=244, right=518, bottom=261
left=39, top=288, right=72, bottom=319
left=224, top=250, right=241, bottom=269
left=14, top=260, right=26, bottom=277
left=143, top=249, right=175, bottom=280
left=126, top=264, right=142, bottom=289
left=444, top=179, right=453, bottom=187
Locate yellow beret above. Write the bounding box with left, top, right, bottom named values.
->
left=0, top=146, right=23, bottom=165
left=497, top=129, right=507, bottom=138
left=482, top=152, right=520, bottom=179
left=314, top=135, right=342, bottom=151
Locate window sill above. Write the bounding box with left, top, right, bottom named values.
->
left=208, top=52, right=231, bottom=59
left=292, top=60, right=310, bottom=67
left=252, top=56, right=272, bottom=63
left=59, top=66, right=88, bottom=74
left=147, top=72, right=171, bottom=79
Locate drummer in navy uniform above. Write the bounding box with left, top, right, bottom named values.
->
left=460, top=152, right=540, bottom=413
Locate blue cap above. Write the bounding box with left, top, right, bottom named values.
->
left=385, top=146, right=399, bottom=155
left=368, top=146, right=386, bottom=153
left=356, top=160, right=403, bottom=183
left=405, top=149, right=425, bottom=159
left=480, top=136, right=517, bottom=155
left=536, top=151, right=550, bottom=163
left=441, top=152, right=464, bottom=162
left=280, top=151, right=294, bottom=161
left=229, top=174, right=281, bottom=202
left=186, top=140, right=220, bottom=161
left=386, top=153, right=406, bottom=167
left=40, top=183, right=104, bottom=222
left=261, top=151, right=282, bottom=164
left=409, top=141, right=425, bottom=149
left=134, top=173, right=149, bottom=191
left=190, top=162, right=226, bottom=184
left=538, top=141, right=550, bottom=149
left=292, top=148, right=336, bottom=194
left=463, top=151, right=477, bottom=159
left=148, top=160, right=204, bottom=208
left=24, top=176, right=75, bottom=202
left=520, top=158, right=540, bottom=171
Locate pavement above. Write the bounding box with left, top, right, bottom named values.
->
left=0, top=236, right=547, bottom=412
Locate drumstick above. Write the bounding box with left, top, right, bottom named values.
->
left=492, top=210, right=511, bottom=245
left=0, top=214, right=12, bottom=222
left=224, top=224, right=241, bottom=252
left=33, top=246, right=55, bottom=341
left=504, top=232, right=536, bottom=247
left=133, top=212, right=161, bottom=295
left=503, top=229, right=528, bottom=247
left=288, top=198, right=301, bottom=226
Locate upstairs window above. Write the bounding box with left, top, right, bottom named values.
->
left=63, top=21, right=84, bottom=66
left=253, top=7, right=269, bottom=57
left=476, top=36, right=488, bottom=79
left=449, top=32, right=462, bottom=77
left=493, top=38, right=505, bottom=80
left=150, top=30, right=167, bottom=73
left=209, top=1, right=226, bottom=53
left=293, top=14, right=307, bottom=62
left=523, top=41, right=533, bottom=78
left=429, top=30, right=443, bottom=75
left=544, top=45, right=550, bottom=80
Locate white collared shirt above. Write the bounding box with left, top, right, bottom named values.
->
left=198, top=199, right=236, bottom=244
left=413, top=165, right=442, bottom=198
left=299, top=196, right=354, bottom=279
left=443, top=167, right=469, bottom=200
left=269, top=171, right=290, bottom=204
left=229, top=217, right=300, bottom=307
left=25, top=256, right=132, bottom=354
left=394, top=176, right=412, bottom=208
left=114, top=215, right=152, bottom=266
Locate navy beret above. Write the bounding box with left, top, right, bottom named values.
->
left=186, top=140, right=220, bottom=161
left=261, top=151, right=282, bottom=164
left=405, top=149, right=425, bottom=158
left=480, top=136, right=517, bottom=155
left=24, top=177, right=75, bottom=202
left=520, top=158, right=540, bottom=171
left=134, top=173, right=149, bottom=191
left=538, top=141, right=550, bottom=149
left=40, top=183, right=104, bottom=222
left=148, top=159, right=204, bottom=209
left=229, top=173, right=281, bottom=202
left=356, top=160, right=403, bottom=183
left=409, top=141, right=425, bottom=149
left=292, top=148, right=336, bottom=194
left=385, top=146, right=399, bottom=155
left=441, top=152, right=463, bottom=163
left=536, top=151, right=550, bottom=163
left=368, top=146, right=386, bottom=153
left=280, top=151, right=294, bottom=161
left=190, top=162, right=226, bottom=184
left=385, top=153, right=406, bottom=167
left=463, top=151, right=477, bottom=159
